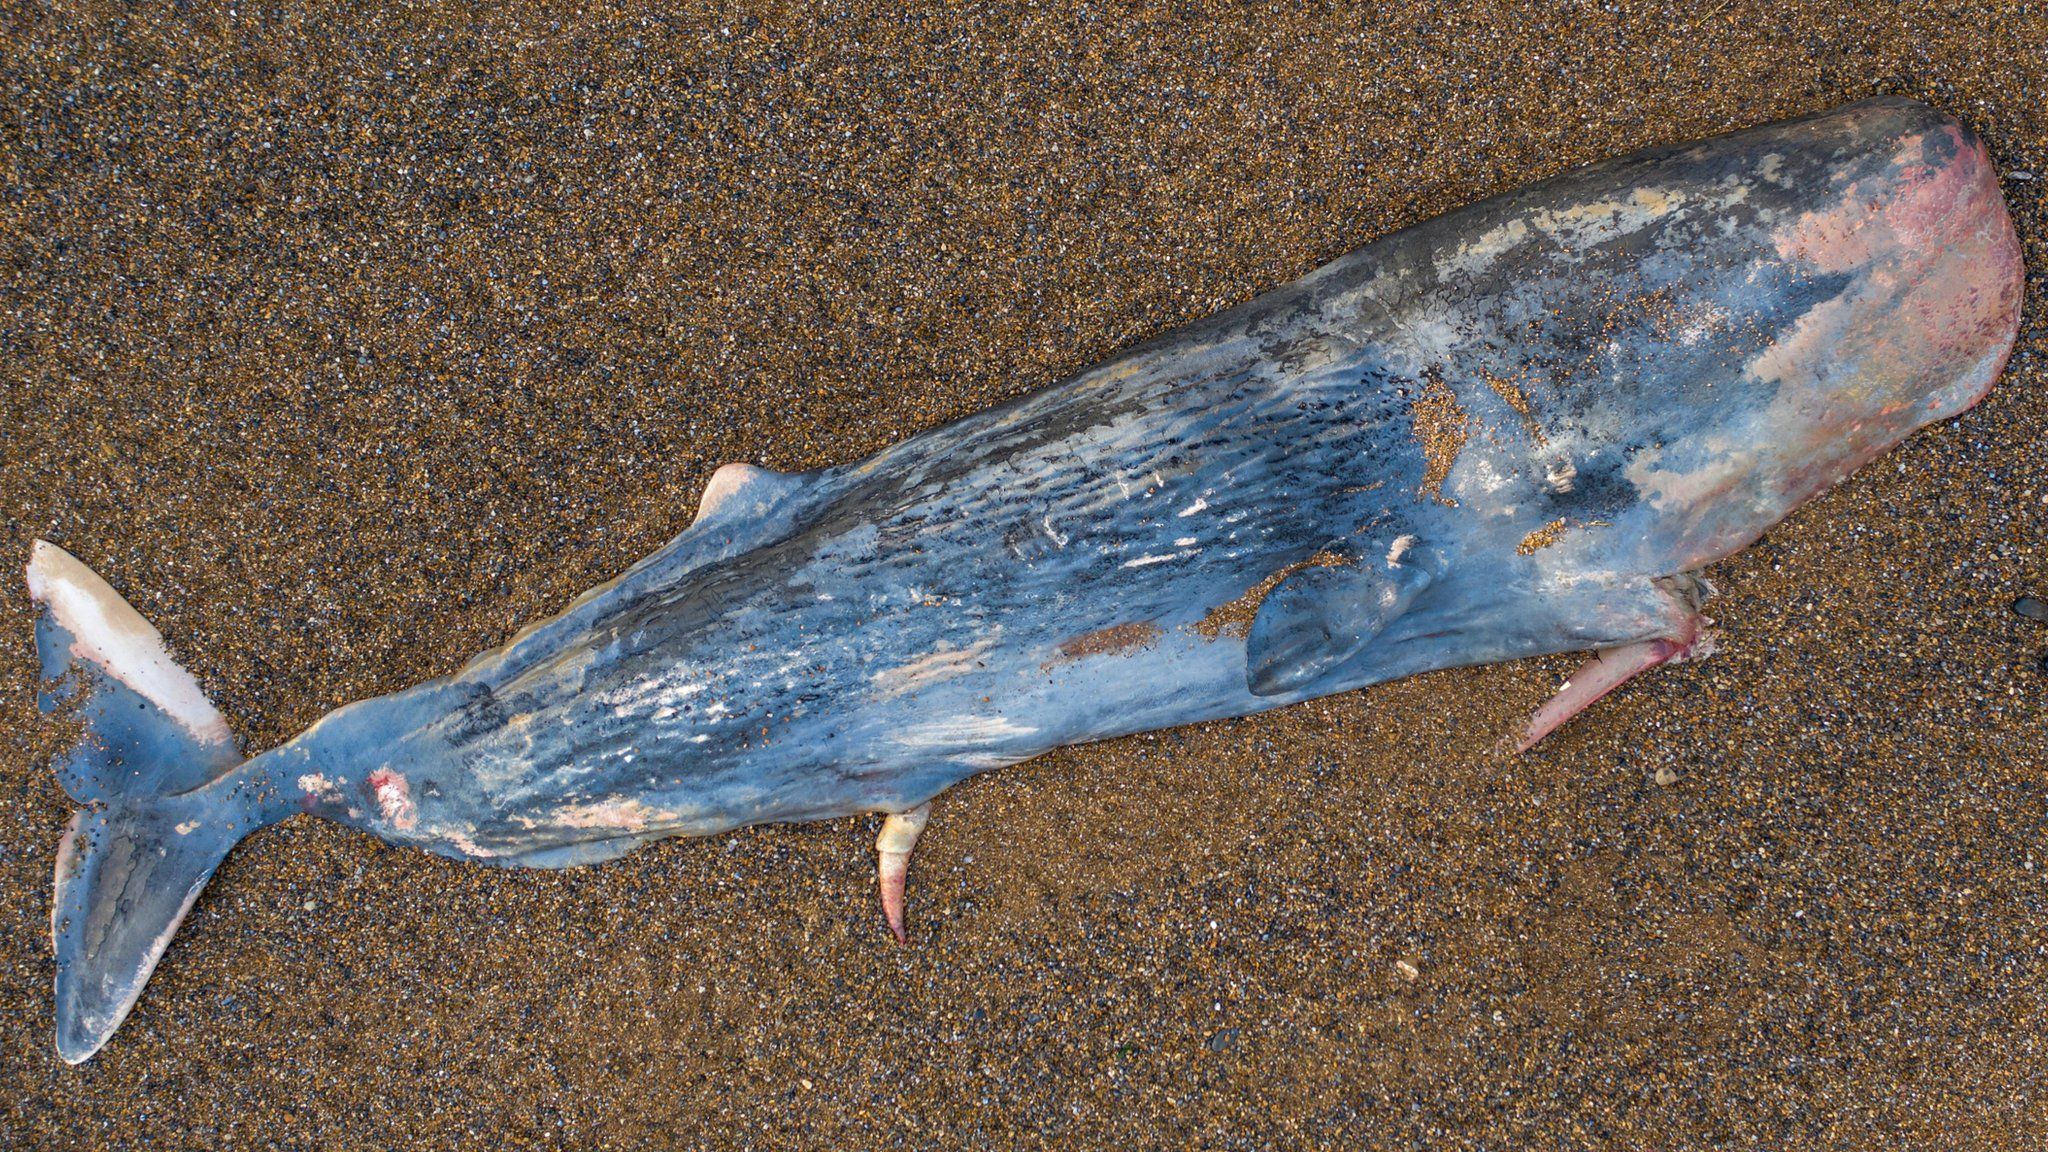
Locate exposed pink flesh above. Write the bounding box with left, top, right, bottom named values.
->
left=1516, top=634, right=1697, bottom=753
left=874, top=802, right=930, bottom=944
left=878, top=852, right=911, bottom=945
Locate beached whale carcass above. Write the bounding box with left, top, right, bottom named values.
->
left=30, top=97, right=2022, bottom=1062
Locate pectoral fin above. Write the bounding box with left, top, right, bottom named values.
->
left=1245, top=541, right=1435, bottom=697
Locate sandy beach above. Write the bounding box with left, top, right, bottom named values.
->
left=2, top=2, right=2043, bottom=1147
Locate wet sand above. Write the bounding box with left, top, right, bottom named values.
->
left=2, top=3, right=2044, bottom=1147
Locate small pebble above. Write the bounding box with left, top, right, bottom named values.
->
left=1394, top=959, right=1421, bottom=982
left=1653, top=766, right=1680, bottom=786
left=2008, top=170, right=2035, bottom=181
left=2013, top=597, right=2048, bottom=623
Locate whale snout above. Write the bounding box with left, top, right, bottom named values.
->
left=1898, top=122, right=2026, bottom=420
left=1769, top=102, right=2025, bottom=428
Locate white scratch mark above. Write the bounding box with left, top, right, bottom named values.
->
left=871, top=637, right=997, bottom=700
left=896, top=715, right=1037, bottom=748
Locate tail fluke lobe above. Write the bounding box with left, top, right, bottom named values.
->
left=28, top=540, right=240, bottom=800
left=28, top=540, right=273, bottom=1063
left=51, top=799, right=246, bottom=1063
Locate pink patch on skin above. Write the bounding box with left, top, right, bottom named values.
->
left=1775, top=127, right=2007, bottom=273
left=1770, top=126, right=2023, bottom=406
left=550, top=797, right=679, bottom=831
left=1749, top=121, right=2023, bottom=480
left=367, top=768, right=418, bottom=831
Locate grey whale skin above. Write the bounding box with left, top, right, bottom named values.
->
left=31, top=97, right=2022, bottom=1062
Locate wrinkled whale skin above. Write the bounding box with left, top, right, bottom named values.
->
left=31, top=97, right=2022, bottom=1061
left=279, top=96, right=2016, bottom=861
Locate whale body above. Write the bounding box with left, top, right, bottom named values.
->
left=30, top=97, right=2022, bottom=1062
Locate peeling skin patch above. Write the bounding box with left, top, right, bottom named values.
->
left=445, top=832, right=497, bottom=858
left=1196, top=550, right=1354, bottom=639
left=551, top=797, right=680, bottom=831
left=1440, top=216, right=1531, bottom=276
left=1531, top=186, right=1694, bottom=249
left=1749, top=294, right=1859, bottom=390
left=1482, top=370, right=1546, bottom=445
left=1624, top=438, right=1749, bottom=517
left=298, top=773, right=344, bottom=803
left=1409, top=370, right=1468, bottom=505
left=1518, top=519, right=1569, bottom=555
left=367, top=768, right=418, bottom=831
left=1545, top=458, right=1579, bottom=495
left=1438, top=185, right=1706, bottom=277
left=1046, top=621, right=1163, bottom=667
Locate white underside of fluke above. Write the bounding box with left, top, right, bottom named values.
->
left=25, top=540, right=233, bottom=747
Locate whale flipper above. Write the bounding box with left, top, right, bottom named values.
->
left=1245, top=542, right=1436, bottom=697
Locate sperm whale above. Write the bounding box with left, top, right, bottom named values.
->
left=30, top=97, right=2022, bottom=1062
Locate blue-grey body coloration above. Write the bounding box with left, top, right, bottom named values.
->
left=33, top=97, right=2023, bottom=1062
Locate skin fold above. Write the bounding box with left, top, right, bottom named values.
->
left=30, top=96, right=2023, bottom=1062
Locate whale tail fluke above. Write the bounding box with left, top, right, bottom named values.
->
left=49, top=796, right=252, bottom=1063
left=27, top=540, right=273, bottom=1064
